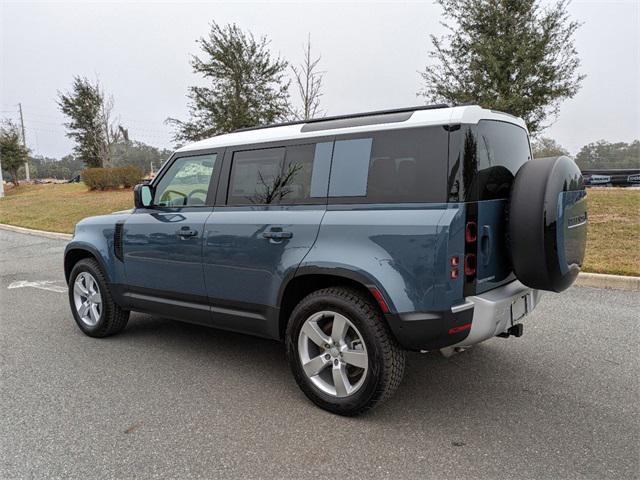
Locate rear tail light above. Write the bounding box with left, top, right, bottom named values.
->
left=465, top=221, right=477, bottom=243
left=464, top=253, right=476, bottom=276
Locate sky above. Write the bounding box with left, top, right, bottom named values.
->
left=1, top=0, right=638, bottom=159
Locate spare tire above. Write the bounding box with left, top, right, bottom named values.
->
left=508, top=156, right=588, bottom=292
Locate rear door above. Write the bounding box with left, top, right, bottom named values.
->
left=474, top=120, right=531, bottom=293
left=122, top=151, right=222, bottom=323
left=202, top=140, right=333, bottom=338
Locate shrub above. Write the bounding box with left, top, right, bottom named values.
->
left=82, top=166, right=143, bottom=190
left=114, top=166, right=143, bottom=188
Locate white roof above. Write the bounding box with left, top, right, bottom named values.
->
left=176, top=105, right=527, bottom=153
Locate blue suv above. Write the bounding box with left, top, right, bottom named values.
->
left=64, top=105, right=588, bottom=415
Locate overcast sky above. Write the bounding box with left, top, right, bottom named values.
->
left=1, top=0, right=638, bottom=158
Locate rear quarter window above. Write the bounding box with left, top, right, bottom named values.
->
left=328, top=126, right=449, bottom=204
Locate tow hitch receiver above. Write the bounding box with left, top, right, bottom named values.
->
left=497, top=324, right=524, bottom=338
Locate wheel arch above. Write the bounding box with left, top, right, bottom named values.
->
left=277, top=266, right=393, bottom=340
left=64, top=245, right=110, bottom=285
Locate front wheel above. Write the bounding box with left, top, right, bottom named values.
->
left=286, top=287, right=405, bottom=416
left=68, top=258, right=129, bottom=337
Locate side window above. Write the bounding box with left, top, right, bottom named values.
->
left=154, top=153, right=217, bottom=207
left=227, top=142, right=332, bottom=205
left=328, top=127, right=449, bottom=203
left=329, top=139, right=372, bottom=197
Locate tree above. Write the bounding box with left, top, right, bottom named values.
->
left=167, top=22, right=290, bottom=144
left=58, top=76, right=124, bottom=168
left=58, top=76, right=107, bottom=167
left=419, top=0, right=585, bottom=134
left=290, top=35, right=325, bottom=120
left=0, top=120, right=29, bottom=186
left=531, top=137, right=569, bottom=158
left=110, top=140, right=172, bottom=174
left=575, top=140, right=640, bottom=170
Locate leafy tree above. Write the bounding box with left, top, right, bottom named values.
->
left=167, top=22, right=290, bottom=144
left=110, top=140, right=172, bottom=174
left=0, top=120, right=29, bottom=186
left=28, top=154, right=84, bottom=180
left=575, top=140, right=640, bottom=170
left=290, top=35, right=325, bottom=120
left=531, top=137, right=569, bottom=158
left=420, top=0, right=584, bottom=134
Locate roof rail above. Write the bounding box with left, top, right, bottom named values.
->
left=233, top=104, right=451, bottom=133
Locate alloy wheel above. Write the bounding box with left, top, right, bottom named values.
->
left=297, top=310, right=369, bottom=398
left=73, top=272, right=102, bottom=327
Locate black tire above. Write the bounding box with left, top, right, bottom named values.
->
left=286, top=287, right=405, bottom=416
left=68, top=258, right=129, bottom=337
left=508, top=155, right=588, bottom=292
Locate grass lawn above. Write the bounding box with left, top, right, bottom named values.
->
left=0, top=183, right=132, bottom=234
left=0, top=183, right=638, bottom=276
left=582, top=188, right=639, bottom=277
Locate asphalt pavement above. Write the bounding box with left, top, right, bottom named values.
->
left=0, top=228, right=638, bottom=479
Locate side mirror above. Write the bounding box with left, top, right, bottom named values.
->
left=134, top=183, right=154, bottom=209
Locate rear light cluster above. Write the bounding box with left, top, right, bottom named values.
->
left=450, top=255, right=459, bottom=279
left=451, top=221, right=478, bottom=281
left=464, top=221, right=477, bottom=278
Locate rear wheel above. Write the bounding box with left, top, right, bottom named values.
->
left=68, top=258, right=129, bottom=337
left=286, top=287, right=405, bottom=416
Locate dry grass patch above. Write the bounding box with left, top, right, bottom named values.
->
left=583, top=188, right=639, bottom=276
left=0, top=183, right=132, bottom=234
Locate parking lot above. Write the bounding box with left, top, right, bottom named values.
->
left=0, top=228, right=638, bottom=479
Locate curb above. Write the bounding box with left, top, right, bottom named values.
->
left=0, top=223, right=72, bottom=241
left=574, top=272, right=640, bottom=291
left=1, top=223, right=638, bottom=291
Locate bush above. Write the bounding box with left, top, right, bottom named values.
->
left=82, top=166, right=143, bottom=190
left=115, top=166, right=143, bottom=188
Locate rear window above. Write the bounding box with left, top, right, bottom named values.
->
left=328, top=126, right=449, bottom=203
left=476, top=120, right=531, bottom=200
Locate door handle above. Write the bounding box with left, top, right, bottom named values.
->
left=481, top=225, right=492, bottom=266
left=262, top=230, right=293, bottom=240
left=176, top=227, right=198, bottom=238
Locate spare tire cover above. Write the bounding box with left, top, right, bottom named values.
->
left=508, top=156, right=587, bottom=292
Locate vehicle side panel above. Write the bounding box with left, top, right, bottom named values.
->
left=300, top=203, right=466, bottom=314
left=65, top=212, right=131, bottom=285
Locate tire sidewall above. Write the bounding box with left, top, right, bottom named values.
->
left=286, top=290, right=387, bottom=414
left=68, top=259, right=109, bottom=336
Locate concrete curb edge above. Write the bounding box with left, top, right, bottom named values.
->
left=574, top=272, right=639, bottom=291
left=0, top=223, right=72, bottom=241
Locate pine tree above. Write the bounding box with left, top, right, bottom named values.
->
left=58, top=77, right=108, bottom=168
left=167, top=22, right=290, bottom=144
left=420, top=0, right=584, bottom=134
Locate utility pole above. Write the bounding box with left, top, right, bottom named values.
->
left=18, top=103, right=30, bottom=181
left=0, top=149, right=5, bottom=198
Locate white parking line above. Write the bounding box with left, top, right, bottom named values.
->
left=7, top=280, right=67, bottom=293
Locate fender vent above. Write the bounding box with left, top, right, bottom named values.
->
left=114, top=221, right=124, bottom=261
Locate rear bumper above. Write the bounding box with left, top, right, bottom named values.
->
left=385, top=280, right=541, bottom=351
left=450, top=280, right=542, bottom=348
